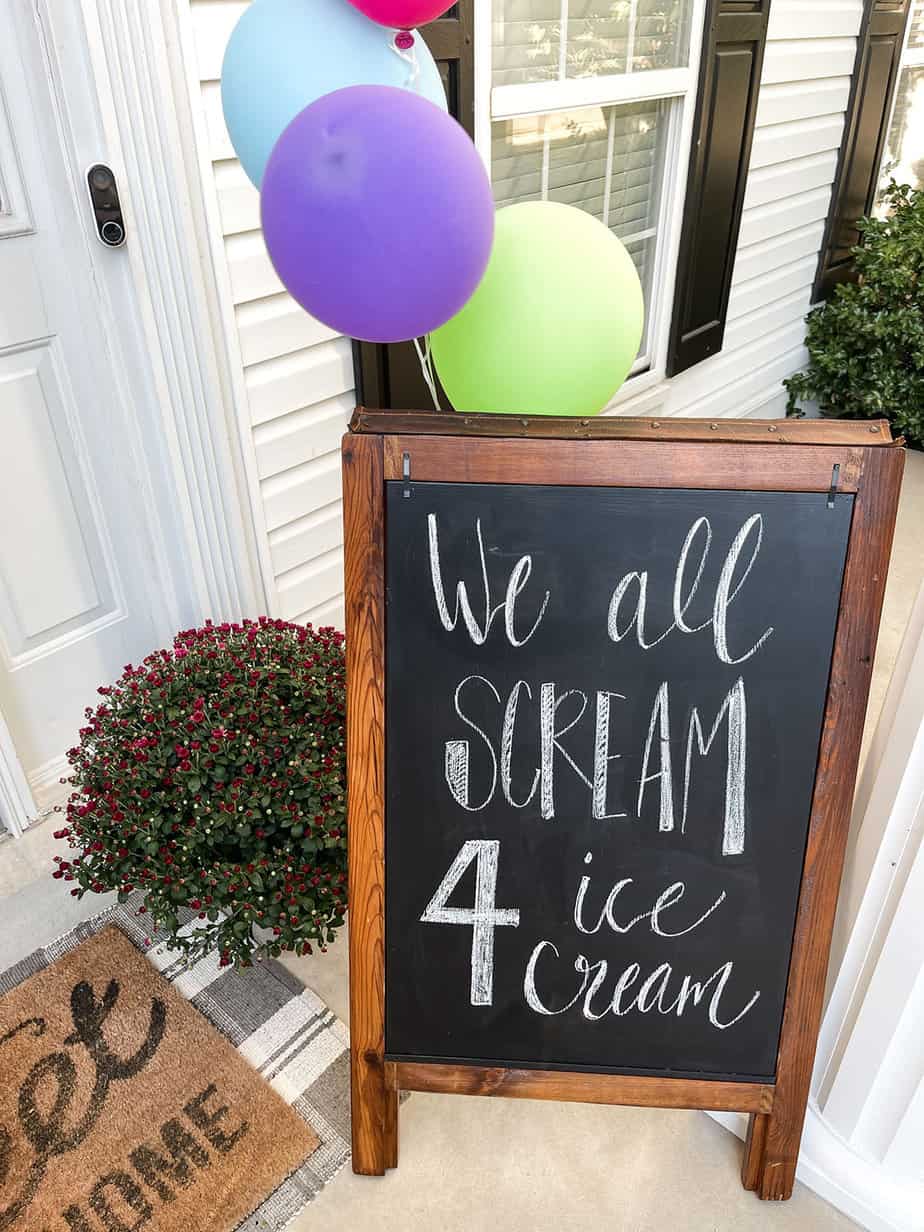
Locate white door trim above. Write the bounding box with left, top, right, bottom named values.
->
left=166, top=0, right=283, bottom=619
left=0, top=710, right=37, bottom=838
left=710, top=584, right=924, bottom=1231
left=1, top=0, right=272, bottom=835
left=44, top=0, right=272, bottom=623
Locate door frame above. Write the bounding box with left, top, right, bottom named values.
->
left=353, top=1, right=475, bottom=411
left=0, top=710, right=36, bottom=838
left=0, top=0, right=270, bottom=834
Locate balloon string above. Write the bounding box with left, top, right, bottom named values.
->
left=413, top=335, right=441, bottom=410
left=391, top=36, right=421, bottom=93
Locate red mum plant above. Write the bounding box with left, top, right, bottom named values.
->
left=53, top=618, right=346, bottom=968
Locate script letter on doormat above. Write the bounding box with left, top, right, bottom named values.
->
left=0, top=926, right=317, bottom=1231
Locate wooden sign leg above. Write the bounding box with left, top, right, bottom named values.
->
left=343, top=433, right=391, bottom=1175
left=745, top=447, right=904, bottom=1201
left=385, top=1060, right=399, bottom=1169
left=741, top=1112, right=768, bottom=1190
left=349, top=1048, right=399, bottom=1174
left=350, top=1047, right=387, bottom=1175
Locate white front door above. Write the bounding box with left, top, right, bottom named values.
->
left=0, top=2, right=179, bottom=823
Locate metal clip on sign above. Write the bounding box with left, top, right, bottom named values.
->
left=828, top=463, right=841, bottom=509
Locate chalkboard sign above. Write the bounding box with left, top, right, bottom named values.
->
left=342, top=412, right=902, bottom=1202
left=386, top=481, right=851, bottom=1082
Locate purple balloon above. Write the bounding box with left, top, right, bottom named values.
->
left=260, top=86, right=495, bottom=343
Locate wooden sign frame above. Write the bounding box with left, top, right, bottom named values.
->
left=342, top=409, right=903, bottom=1201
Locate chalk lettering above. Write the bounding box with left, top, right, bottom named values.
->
left=636, top=679, right=750, bottom=854
left=445, top=675, right=750, bottom=851
left=713, top=515, right=774, bottom=665
left=524, top=944, right=760, bottom=1030
left=427, top=514, right=549, bottom=647
left=446, top=676, right=499, bottom=811
left=592, top=691, right=627, bottom=820
left=539, top=683, right=591, bottom=820
left=683, top=678, right=747, bottom=856
left=500, top=681, right=540, bottom=809
left=574, top=866, right=726, bottom=939
left=523, top=942, right=588, bottom=1016
left=421, top=840, right=520, bottom=1006
left=606, top=514, right=774, bottom=664
left=637, top=681, right=674, bottom=833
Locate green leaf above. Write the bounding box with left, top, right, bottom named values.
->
left=783, top=180, right=924, bottom=448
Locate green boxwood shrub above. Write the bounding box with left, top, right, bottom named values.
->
left=785, top=181, right=924, bottom=448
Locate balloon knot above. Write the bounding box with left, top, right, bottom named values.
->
left=394, top=30, right=415, bottom=50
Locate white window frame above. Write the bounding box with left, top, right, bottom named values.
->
left=877, top=0, right=924, bottom=199
left=900, top=0, right=924, bottom=73
left=472, top=0, right=709, bottom=407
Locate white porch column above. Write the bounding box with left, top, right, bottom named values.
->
left=799, top=576, right=924, bottom=1231
left=713, top=579, right=924, bottom=1231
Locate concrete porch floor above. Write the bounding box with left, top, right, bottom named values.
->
left=285, top=927, right=857, bottom=1232
left=2, top=449, right=922, bottom=1231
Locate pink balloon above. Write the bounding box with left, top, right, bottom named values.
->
left=345, top=1, right=453, bottom=28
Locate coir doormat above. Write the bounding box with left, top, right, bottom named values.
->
left=0, top=908, right=346, bottom=1232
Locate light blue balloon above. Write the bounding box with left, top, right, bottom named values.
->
left=222, top=0, right=448, bottom=187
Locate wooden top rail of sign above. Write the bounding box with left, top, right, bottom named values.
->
left=342, top=409, right=903, bottom=1201
left=349, top=405, right=896, bottom=446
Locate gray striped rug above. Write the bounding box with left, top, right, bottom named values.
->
left=0, top=893, right=350, bottom=1231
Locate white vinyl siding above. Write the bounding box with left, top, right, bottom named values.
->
left=649, top=0, right=864, bottom=419
left=482, top=0, right=863, bottom=414
left=179, top=0, right=865, bottom=625
left=186, top=0, right=352, bottom=631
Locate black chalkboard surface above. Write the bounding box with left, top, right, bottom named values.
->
left=385, top=482, right=853, bottom=1082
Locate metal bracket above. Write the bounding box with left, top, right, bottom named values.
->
left=403, top=451, right=411, bottom=498
left=827, top=463, right=840, bottom=510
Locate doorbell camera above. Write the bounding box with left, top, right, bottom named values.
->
left=87, top=164, right=126, bottom=247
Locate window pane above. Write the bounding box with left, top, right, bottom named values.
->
left=493, top=0, right=695, bottom=88
left=909, top=0, right=924, bottom=51
left=631, top=0, right=694, bottom=70
left=878, top=65, right=924, bottom=198
left=567, top=1, right=629, bottom=78
left=493, top=0, right=560, bottom=87
left=491, top=100, right=668, bottom=364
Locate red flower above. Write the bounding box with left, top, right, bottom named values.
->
left=50, top=618, right=345, bottom=968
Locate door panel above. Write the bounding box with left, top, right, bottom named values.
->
left=0, top=343, right=118, bottom=654
left=0, top=3, right=173, bottom=809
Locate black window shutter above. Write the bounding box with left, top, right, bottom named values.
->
left=814, top=0, right=912, bottom=301
left=666, top=1, right=772, bottom=378
left=353, top=2, right=473, bottom=411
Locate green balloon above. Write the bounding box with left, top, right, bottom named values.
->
left=431, top=201, right=644, bottom=417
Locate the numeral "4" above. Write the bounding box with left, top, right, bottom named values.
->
left=420, top=839, right=520, bottom=1007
